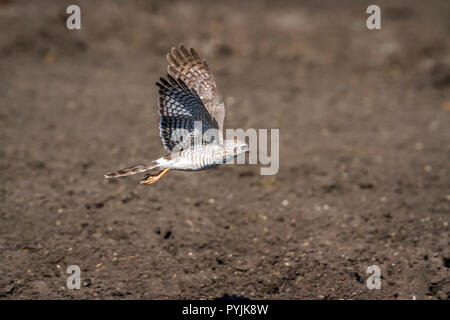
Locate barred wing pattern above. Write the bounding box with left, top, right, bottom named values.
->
left=167, top=45, right=225, bottom=137
left=157, top=75, right=219, bottom=153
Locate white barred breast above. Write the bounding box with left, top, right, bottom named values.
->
left=157, top=144, right=226, bottom=171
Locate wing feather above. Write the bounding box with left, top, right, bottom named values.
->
left=157, top=75, right=219, bottom=153
left=166, top=44, right=225, bottom=138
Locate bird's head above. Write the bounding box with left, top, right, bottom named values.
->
left=223, top=138, right=249, bottom=160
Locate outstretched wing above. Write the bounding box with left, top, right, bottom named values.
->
left=157, top=75, right=219, bottom=153
left=167, top=44, right=225, bottom=137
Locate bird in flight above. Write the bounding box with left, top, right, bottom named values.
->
left=105, top=44, right=249, bottom=184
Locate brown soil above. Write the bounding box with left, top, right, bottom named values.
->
left=0, top=0, right=449, bottom=299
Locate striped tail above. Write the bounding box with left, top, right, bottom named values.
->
left=104, top=160, right=160, bottom=178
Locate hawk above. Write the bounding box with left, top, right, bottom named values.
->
left=105, top=44, right=249, bottom=184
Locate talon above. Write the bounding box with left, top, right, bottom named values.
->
left=140, top=168, right=169, bottom=185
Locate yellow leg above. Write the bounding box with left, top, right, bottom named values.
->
left=140, top=168, right=169, bottom=185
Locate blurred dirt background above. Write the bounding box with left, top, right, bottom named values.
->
left=0, top=0, right=449, bottom=299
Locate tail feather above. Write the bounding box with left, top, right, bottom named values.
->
left=104, top=160, right=160, bottom=178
